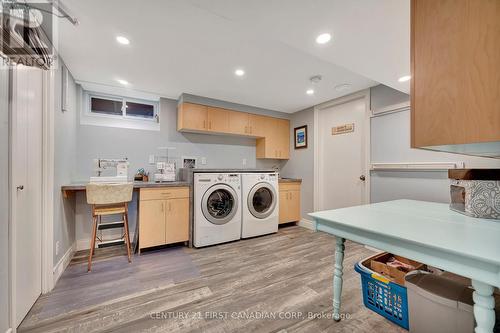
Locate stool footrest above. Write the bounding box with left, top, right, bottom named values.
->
left=98, top=239, right=125, bottom=248
left=98, top=221, right=125, bottom=230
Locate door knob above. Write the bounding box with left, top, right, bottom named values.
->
left=359, top=175, right=366, bottom=181
left=16, top=185, right=24, bottom=190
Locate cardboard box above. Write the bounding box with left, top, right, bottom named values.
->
left=366, top=252, right=426, bottom=286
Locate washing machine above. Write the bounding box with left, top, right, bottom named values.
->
left=194, top=173, right=242, bottom=247
left=241, top=172, right=279, bottom=238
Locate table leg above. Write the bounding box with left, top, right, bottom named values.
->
left=333, top=237, right=345, bottom=322
left=472, top=280, right=495, bottom=333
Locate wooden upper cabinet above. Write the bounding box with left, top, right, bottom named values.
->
left=256, top=118, right=290, bottom=159
left=177, top=103, right=207, bottom=131
left=227, top=112, right=267, bottom=137
left=247, top=114, right=267, bottom=137
left=178, top=101, right=291, bottom=159
left=228, top=111, right=250, bottom=135
left=411, top=0, right=500, bottom=152
left=277, top=118, right=290, bottom=159
left=207, top=107, right=230, bottom=133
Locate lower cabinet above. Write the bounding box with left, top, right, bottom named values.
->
left=139, top=187, right=189, bottom=251
left=279, top=182, right=301, bottom=224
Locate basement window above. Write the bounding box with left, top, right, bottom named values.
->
left=82, top=91, right=160, bottom=131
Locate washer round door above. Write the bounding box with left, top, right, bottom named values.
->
left=202, top=184, right=239, bottom=225
left=247, top=182, right=277, bottom=219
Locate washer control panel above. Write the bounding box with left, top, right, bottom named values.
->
left=228, top=174, right=239, bottom=182
left=257, top=173, right=278, bottom=182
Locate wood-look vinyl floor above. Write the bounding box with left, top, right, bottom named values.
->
left=19, top=226, right=404, bottom=333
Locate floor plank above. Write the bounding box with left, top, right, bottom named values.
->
left=19, top=226, right=405, bottom=333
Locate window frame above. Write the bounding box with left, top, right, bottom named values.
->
left=85, top=91, right=159, bottom=123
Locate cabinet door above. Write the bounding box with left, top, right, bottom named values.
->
left=279, top=190, right=289, bottom=224
left=207, top=107, right=230, bottom=133
left=256, top=118, right=290, bottom=159
left=411, top=0, right=500, bottom=148
left=248, top=114, right=268, bottom=137
left=288, top=190, right=301, bottom=222
left=277, top=118, right=290, bottom=159
left=228, top=111, right=249, bottom=135
left=178, top=103, right=208, bottom=131
left=165, top=197, right=189, bottom=244
left=139, top=200, right=166, bottom=248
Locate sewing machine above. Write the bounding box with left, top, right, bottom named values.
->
left=89, top=158, right=129, bottom=183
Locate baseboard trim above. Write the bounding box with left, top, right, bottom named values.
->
left=53, top=243, right=75, bottom=285
left=298, top=218, right=315, bottom=230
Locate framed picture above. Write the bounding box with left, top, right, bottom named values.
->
left=181, top=156, right=197, bottom=168
left=294, top=125, right=308, bottom=149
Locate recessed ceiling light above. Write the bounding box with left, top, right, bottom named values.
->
left=334, top=83, right=352, bottom=92
left=306, top=89, right=314, bottom=95
left=398, top=75, right=411, bottom=82
left=235, top=68, right=245, bottom=77
left=117, top=79, right=129, bottom=85
left=116, top=36, right=130, bottom=45
left=316, top=33, right=332, bottom=44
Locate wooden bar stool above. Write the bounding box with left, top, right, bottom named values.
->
left=85, top=183, right=133, bottom=272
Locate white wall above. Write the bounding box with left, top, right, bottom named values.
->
left=370, top=86, right=500, bottom=203
left=0, top=62, right=11, bottom=332
left=53, top=62, right=78, bottom=266
left=279, top=84, right=500, bottom=221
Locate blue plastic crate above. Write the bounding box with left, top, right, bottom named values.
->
left=355, top=260, right=409, bottom=330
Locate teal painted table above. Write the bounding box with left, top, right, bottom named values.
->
left=309, top=199, right=500, bottom=333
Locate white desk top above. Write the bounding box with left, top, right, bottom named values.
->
left=309, top=200, right=500, bottom=266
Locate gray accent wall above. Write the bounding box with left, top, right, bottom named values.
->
left=280, top=108, right=314, bottom=221
left=74, top=95, right=288, bottom=249
left=53, top=62, right=78, bottom=266
left=75, top=97, right=288, bottom=181
left=0, top=63, right=10, bottom=332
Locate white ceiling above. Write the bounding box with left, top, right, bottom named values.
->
left=58, top=0, right=409, bottom=113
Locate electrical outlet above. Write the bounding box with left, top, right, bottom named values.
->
left=149, top=154, right=155, bottom=164
left=55, top=241, right=60, bottom=256
left=201, top=157, right=207, bottom=165
left=242, top=158, right=247, bottom=166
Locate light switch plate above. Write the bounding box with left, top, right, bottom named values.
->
left=242, top=158, right=247, bottom=166
left=149, top=154, right=155, bottom=164
left=201, top=157, right=207, bottom=165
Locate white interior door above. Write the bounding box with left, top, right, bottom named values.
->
left=317, top=96, right=367, bottom=211
left=11, top=65, right=43, bottom=326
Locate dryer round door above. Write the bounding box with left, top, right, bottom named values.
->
left=247, top=182, right=277, bottom=219
left=201, top=184, right=239, bottom=225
